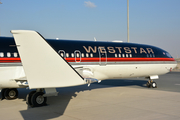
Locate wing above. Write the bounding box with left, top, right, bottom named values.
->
left=11, top=30, right=85, bottom=89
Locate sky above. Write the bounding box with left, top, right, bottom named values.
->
left=0, top=0, right=180, bottom=58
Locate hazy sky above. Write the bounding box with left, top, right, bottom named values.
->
left=0, top=0, right=180, bottom=58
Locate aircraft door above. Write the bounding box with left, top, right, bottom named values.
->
left=58, top=50, right=66, bottom=59
left=74, top=50, right=81, bottom=63
left=98, top=47, right=107, bottom=65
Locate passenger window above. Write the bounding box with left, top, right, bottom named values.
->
left=115, top=54, right=117, bottom=57
left=129, top=54, right=132, bottom=58
left=76, top=53, right=79, bottom=57
left=60, top=53, right=64, bottom=57
left=58, top=50, right=65, bottom=58
left=118, top=54, right=121, bottom=57
left=147, top=54, right=149, bottom=58
left=82, top=53, right=84, bottom=57
left=14, top=52, right=18, bottom=57
left=126, top=54, right=128, bottom=58
left=7, top=52, right=11, bottom=57
left=122, top=54, right=125, bottom=58
left=86, top=53, right=89, bottom=57
left=66, top=53, right=69, bottom=57
left=71, top=53, right=74, bottom=57
left=0, top=52, right=4, bottom=57
left=90, top=53, right=93, bottom=57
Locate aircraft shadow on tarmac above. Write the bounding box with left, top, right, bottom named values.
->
left=9, top=79, right=147, bottom=120
left=15, top=72, right=180, bottom=119
left=97, top=79, right=147, bottom=87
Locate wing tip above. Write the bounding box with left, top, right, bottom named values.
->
left=11, top=30, right=36, bottom=34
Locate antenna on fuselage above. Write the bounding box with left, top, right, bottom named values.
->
left=94, top=37, right=97, bottom=41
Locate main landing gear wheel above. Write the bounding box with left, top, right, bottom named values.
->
left=4, top=88, right=18, bottom=100
left=146, top=80, right=157, bottom=88
left=26, top=91, right=47, bottom=107
left=26, top=91, right=36, bottom=106
left=1, top=88, right=7, bottom=100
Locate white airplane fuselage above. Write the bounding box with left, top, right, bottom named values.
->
left=0, top=36, right=177, bottom=89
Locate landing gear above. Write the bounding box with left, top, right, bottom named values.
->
left=1, top=89, right=7, bottom=100
left=31, top=92, right=47, bottom=107
left=26, top=91, right=36, bottom=106
left=26, top=90, right=47, bottom=107
left=146, top=80, right=157, bottom=88
left=1, top=88, right=18, bottom=100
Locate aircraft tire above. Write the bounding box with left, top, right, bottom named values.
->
left=1, top=88, right=8, bottom=100
left=4, top=88, right=18, bottom=100
left=151, top=82, right=157, bottom=88
left=31, top=92, right=47, bottom=107
left=148, top=81, right=157, bottom=88
left=26, top=91, right=36, bottom=106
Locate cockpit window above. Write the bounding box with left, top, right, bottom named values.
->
left=166, top=52, right=172, bottom=58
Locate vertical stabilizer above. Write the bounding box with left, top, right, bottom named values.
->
left=11, top=30, right=85, bottom=89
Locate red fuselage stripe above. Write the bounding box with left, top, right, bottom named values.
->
left=0, top=57, right=175, bottom=63
left=65, top=58, right=175, bottom=62
left=0, top=58, right=21, bottom=63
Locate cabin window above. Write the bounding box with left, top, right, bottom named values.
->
left=90, top=53, right=93, bottom=57
left=122, top=54, right=125, bottom=58
left=60, top=53, right=64, bottom=57
left=129, top=54, right=132, bottom=58
left=76, top=53, right=79, bottom=57
left=66, top=53, right=69, bottom=57
left=115, top=54, right=117, bottom=58
left=147, top=54, right=149, bottom=58
left=149, top=54, right=152, bottom=58
left=0, top=52, right=4, bottom=57
left=71, top=53, right=74, bottom=57
left=153, top=54, right=155, bottom=57
left=86, top=53, right=89, bottom=57
left=58, top=50, right=65, bottom=58
left=7, top=52, right=11, bottom=57
left=118, top=54, right=121, bottom=57
left=14, top=52, right=18, bottom=57
left=82, top=53, right=84, bottom=57
left=126, top=54, right=128, bottom=58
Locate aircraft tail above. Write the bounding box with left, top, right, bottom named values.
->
left=11, top=30, right=85, bottom=89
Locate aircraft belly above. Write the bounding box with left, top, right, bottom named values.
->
left=72, top=62, right=177, bottom=80
left=0, top=62, right=175, bottom=89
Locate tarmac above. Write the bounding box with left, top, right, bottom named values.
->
left=1, top=72, right=180, bottom=120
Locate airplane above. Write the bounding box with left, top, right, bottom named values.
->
left=0, top=30, right=177, bottom=107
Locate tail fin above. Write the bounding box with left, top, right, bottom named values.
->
left=11, top=30, right=85, bottom=89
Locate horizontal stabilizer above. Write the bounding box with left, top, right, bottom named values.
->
left=11, top=30, right=85, bottom=89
